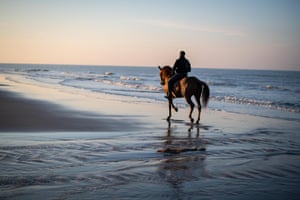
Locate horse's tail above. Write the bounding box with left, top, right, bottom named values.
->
left=199, top=80, right=210, bottom=107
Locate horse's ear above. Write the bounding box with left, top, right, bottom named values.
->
left=158, top=66, right=162, bottom=70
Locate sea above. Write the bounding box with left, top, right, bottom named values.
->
left=0, top=63, right=299, bottom=121
left=0, top=63, right=300, bottom=199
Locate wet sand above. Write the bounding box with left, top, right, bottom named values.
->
left=0, top=89, right=139, bottom=132
left=0, top=74, right=300, bottom=200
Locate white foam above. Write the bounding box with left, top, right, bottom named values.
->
left=120, top=76, right=141, bottom=81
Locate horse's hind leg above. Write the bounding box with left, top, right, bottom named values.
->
left=185, top=96, right=194, bottom=123
left=171, top=101, right=178, bottom=112
left=195, top=93, right=202, bottom=124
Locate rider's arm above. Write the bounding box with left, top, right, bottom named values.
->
left=173, top=59, right=179, bottom=72
left=186, top=60, right=191, bottom=72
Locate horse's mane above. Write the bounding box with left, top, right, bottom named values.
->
left=163, top=65, right=172, bottom=71
left=162, top=65, right=174, bottom=76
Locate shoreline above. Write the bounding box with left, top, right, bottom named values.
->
left=0, top=73, right=298, bottom=134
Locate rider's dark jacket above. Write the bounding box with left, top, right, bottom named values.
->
left=167, top=56, right=191, bottom=97
left=173, top=57, right=191, bottom=74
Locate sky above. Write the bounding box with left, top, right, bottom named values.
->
left=0, top=0, right=299, bottom=70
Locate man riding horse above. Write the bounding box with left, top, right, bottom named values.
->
left=166, top=50, right=191, bottom=99
left=159, top=51, right=209, bottom=123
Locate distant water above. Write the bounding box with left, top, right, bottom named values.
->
left=0, top=64, right=299, bottom=121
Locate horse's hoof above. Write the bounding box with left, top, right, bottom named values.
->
left=175, top=107, right=178, bottom=112
left=190, top=118, right=194, bottom=123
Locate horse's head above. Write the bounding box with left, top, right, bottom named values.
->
left=158, top=65, right=173, bottom=85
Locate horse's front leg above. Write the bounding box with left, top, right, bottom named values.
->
left=167, top=99, right=172, bottom=121
left=189, top=104, right=194, bottom=123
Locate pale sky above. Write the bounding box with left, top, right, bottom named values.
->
left=0, top=0, right=299, bottom=70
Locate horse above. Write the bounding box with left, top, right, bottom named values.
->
left=158, top=65, right=210, bottom=124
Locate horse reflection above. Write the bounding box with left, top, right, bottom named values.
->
left=160, top=121, right=206, bottom=153
left=157, top=122, right=209, bottom=196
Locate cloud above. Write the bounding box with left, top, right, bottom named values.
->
left=132, top=18, right=246, bottom=37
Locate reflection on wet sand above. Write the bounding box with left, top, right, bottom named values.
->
left=158, top=121, right=207, bottom=153
left=157, top=121, right=209, bottom=197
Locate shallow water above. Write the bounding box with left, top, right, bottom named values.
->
left=1, top=64, right=299, bottom=121
left=1, top=121, right=299, bottom=200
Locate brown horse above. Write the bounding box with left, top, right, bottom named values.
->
left=159, top=66, right=210, bottom=124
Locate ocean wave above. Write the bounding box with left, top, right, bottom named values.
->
left=264, top=84, right=295, bottom=93
left=104, top=71, right=114, bottom=75
left=207, top=81, right=237, bottom=87
left=214, top=96, right=272, bottom=106
left=265, top=85, right=273, bottom=89
left=59, top=76, right=162, bottom=95
left=212, top=96, right=300, bottom=113
left=208, top=80, right=296, bottom=94
left=96, top=78, right=161, bottom=92
left=75, top=77, right=94, bottom=81
left=120, top=76, right=141, bottom=81
left=24, top=69, right=49, bottom=73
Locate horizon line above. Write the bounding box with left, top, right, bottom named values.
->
left=0, top=62, right=299, bottom=72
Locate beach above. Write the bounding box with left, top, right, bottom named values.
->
left=0, top=89, right=140, bottom=132
left=0, top=70, right=300, bottom=199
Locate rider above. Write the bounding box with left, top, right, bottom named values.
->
left=166, top=50, right=191, bottom=99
